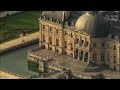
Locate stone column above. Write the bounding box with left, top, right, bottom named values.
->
left=47, top=26, right=49, bottom=50
left=78, top=50, right=80, bottom=60
left=73, top=48, right=75, bottom=59
left=87, top=52, right=90, bottom=63
left=53, top=28, right=56, bottom=52
left=73, top=36, right=76, bottom=59
left=61, top=28, right=65, bottom=55
left=39, top=23, right=42, bottom=48
left=82, top=51, right=85, bottom=62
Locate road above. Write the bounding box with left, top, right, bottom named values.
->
left=0, top=32, right=39, bottom=51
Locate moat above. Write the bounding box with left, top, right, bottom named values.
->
left=0, top=44, right=39, bottom=77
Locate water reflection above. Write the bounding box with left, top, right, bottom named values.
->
left=0, top=44, right=39, bottom=77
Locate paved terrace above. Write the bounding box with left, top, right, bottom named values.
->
left=29, top=48, right=88, bottom=72
left=0, top=71, right=21, bottom=79
left=29, top=48, right=120, bottom=79
left=0, top=32, right=39, bottom=52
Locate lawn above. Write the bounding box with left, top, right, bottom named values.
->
left=0, top=11, right=40, bottom=44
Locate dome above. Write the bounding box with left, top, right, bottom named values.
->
left=75, top=12, right=110, bottom=37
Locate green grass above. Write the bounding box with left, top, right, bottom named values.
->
left=0, top=11, right=41, bottom=44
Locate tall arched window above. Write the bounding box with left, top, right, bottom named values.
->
left=84, top=52, right=88, bottom=62
left=93, top=43, right=96, bottom=47
left=114, top=45, right=116, bottom=50
left=43, top=25, right=45, bottom=30
left=79, top=40, right=84, bottom=46
left=56, top=39, right=59, bottom=46
left=84, top=41, right=89, bottom=47
left=49, top=37, right=52, bottom=44
left=43, top=35, right=45, bottom=42
left=80, top=51, right=83, bottom=60
left=49, top=27, right=52, bottom=32
left=107, top=53, right=110, bottom=62
left=93, top=52, right=97, bottom=61
left=113, top=55, right=116, bottom=63
left=70, top=43, right=73, bottom=50
left=101, top=53, right=105, bottom=61
left=65, top=41, right=67, bottom=49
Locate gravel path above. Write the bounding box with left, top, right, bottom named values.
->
left=0, top=11, right=21, bottom=18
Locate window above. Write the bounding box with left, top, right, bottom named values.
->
left=107, top=53, right=110, bottom=61
left=101, top=43, right=105, bottom=47
left=84, top=41, right=89, bottom=47
left=84, top=52, right=88, bottom=62
left=113, top=55, right=116, bottom=63
left=65, top=41, right=67, bottom=48
left=71, top=33, right=73, bottom=37
left=82, top=40, right=84, bottom=45
left=93, top=52, right=97, bottom=61
left=49, top=27, right=52, bottom=32
left=114, top=66, right=116, bottom=71
left=56, top=49, right=59, bottom=52
left=70, top=43, right=73, bottom=50
left=76, top=39, right=79, bottom=44
left=43, top=35, right=45, bottom=42
left=119, top=47, right=120, bottom=53
left=49, top=37, right=52, bottom=44
left=65, top=31, right=67, bottom=35
left=114, top=45, right=116, bottom=50
left=106, top=43, right=109, bottom=48
left=93, top=43, right=96, bottom=47
left=49, top=47, right=52, bottom=50
left=56, top=29, right=59, bottom=34
left=101, top=53, right=105, bottom=61
left=56, top=39, right=59, bottom=46
left=43, top=25, right=45, bottom=30
left=79, top=40, right=84, bottom=46
left=64, top=51, right=67, bottom=54
left=80, top=51, right=83, bottom=60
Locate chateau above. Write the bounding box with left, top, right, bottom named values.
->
left=27, top=11, right=120, bottom=79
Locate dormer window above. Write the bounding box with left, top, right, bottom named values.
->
left=101, top=43, right=105, bottom=47
left=56, top=20, right=59, bottom=23
left=43, top=25, right=45, bottom=30
left=114, top=45, right=116, bottom=50
left=49, top=18, right=52, bottom=21
left=43, top=16, right=46, bottom=19
left=49, top=27, right=52, bottom=32
left=71, top=22, right=74, bottom=26
left=65, top=21, right=68, bottom=26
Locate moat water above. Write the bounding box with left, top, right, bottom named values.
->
left=0, top=44, right=39, bottom=77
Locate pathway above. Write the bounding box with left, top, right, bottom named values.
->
left=0, top=32, right=39, bottom=51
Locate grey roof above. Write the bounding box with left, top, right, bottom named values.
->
left=42, top=11, right=70, bottom=21
left=42, top=11, right=84, bottom=23
left=75, top=12, right=111, bottom=37
left=111, top=26, right=120, bottom=39
left=41, top=11, right=114, bottom=38
left=67, top=11, right=84, bottom=24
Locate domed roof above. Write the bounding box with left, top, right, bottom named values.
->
left=75, top=12, right=110, bottom=37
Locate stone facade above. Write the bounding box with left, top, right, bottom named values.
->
left=38, top=11, right=120, bottom=72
